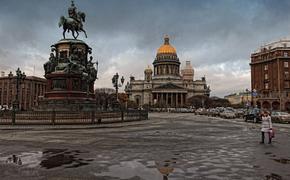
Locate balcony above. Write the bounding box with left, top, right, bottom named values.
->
left=258, top=91, right=288, bottom=99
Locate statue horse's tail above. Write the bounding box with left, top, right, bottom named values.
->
left=58, top=16, right=66, bottom=27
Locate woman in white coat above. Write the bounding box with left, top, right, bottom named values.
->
left=260, top=111, right=273, bottom=144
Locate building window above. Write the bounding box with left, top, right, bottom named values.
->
left=264, top=73, right=268, bottom=80
left=284, top=61, right=289, bottom=68
left=285, top=71, right=289, bottom=79
left=284, top=52, right=288, bottom=57
left=285, top=81, right=290, bottom=88
left=264, top=65, right=268, bottom=71
left=265, top=83, right=269, bottom=89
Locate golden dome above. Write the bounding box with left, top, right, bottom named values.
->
left=157, top=35, right=176, bottom=54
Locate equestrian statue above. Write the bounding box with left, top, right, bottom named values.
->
left=59, top=1, right=87, bottom=39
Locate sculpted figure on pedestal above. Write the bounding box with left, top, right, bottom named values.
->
left=44, top=53, right=57, bottom=74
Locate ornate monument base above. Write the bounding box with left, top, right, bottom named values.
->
left=37, top=98, right=96, bottom=111
left=37, top=38, right=98, bottom=112
left=35, top=2, right=99, bottom=112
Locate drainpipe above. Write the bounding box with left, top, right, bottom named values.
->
left=277, top=58, right=282, bottom=111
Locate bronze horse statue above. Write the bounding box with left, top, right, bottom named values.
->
left=59, top=11, right=87, bottom=39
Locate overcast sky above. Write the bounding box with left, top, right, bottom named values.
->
left=0, top=0, right=290, bottom=97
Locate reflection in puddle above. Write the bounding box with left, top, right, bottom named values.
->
left=273, top=158, right=290, bottom=164
left=265, top=173, right=283, bottom=180
left=0, top=152, right=42, bottom=168
left=0, top=149, right=93, bottom=169
left=156, top=157, right=177, bottom=180
left=6, top=155, right=22, bottom=165
left=94, top=155, right=179, bottom=180
left=94, top=160, right=162, bottom=179
left=40, top=149, right=92, bottom=169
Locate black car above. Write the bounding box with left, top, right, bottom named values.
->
left=243, top=108, right=261, bottom=123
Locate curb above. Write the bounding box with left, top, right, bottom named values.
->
left=0, top=119, right=150, bottom=131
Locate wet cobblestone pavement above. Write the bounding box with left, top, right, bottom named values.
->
left=0, top=113, right=289, bottom=180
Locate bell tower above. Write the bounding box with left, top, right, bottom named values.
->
left=144, top=66, right=153, bottom=82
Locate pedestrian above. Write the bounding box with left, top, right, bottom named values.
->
left=260, top=111, right=273, bottom=144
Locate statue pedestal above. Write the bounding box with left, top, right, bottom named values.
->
left=38, top=98, right=96, bottom=112
left=37, top=39, right=97, bottom=111
left=45, top=72, right=95, bottom=100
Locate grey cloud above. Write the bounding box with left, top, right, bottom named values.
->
left=1, top=0, right=290, bottom=96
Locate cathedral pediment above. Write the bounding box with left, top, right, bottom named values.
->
left=154, top=83, right=185, bottom=90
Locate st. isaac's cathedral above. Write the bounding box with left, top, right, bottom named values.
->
left=125, top=35, right=210, bottom=108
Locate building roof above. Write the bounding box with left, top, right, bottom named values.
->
left=254, top=38, right=290, bottom=54
left=0, top=75, right=46, bottom=82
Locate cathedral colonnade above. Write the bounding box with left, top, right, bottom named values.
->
left=152, top=92, right=187, bottom=107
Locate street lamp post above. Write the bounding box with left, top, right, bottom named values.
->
left=245, top=88, right=250, bottom=111
left=112, top=73, right=125, bottom=106
left=9, top=68, right=26, bottom=111
left=252, top=89, right=257, bottom=107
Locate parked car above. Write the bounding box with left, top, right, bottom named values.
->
left=220, top=110, right=236, bottom=119
left=271, top=111, right=290, bottom=123
left=195, top=108, right=208, bottom=115
left=208, top=108, right=219, bottom=117
left=235, top=109, right=246, bottom=118
left=243, top=108, right=261, bottom=123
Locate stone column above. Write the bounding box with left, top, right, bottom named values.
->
left=7, top=79, right=10, bottom=106
left=23, top=82, right=27, bottom=110
left=156, top=93, right=159, bottom=104
left=176, top=93, right=179, bottom=107
left=166, top=93, right=168, bottom=107
left=161, top=93, right=164, bottom=105
left=0, top=80, right=3, bottom=105
left=181, top=93, right=184, bottom=107
left=30, top=82, right=33, bottom=108
left=171, top=93, right=174, bottom=107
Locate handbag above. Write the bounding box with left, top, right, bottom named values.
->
left=269, top=129, right=275, bottom=138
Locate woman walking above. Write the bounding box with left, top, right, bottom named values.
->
left=260, top=111, right=273, bottom=144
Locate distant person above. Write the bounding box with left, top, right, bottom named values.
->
left=260, top=111, right=273, bottom=144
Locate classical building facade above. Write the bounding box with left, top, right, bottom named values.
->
left=125, top=36, right=210, bottom=107
left=0, top=73, right=46, bottom=110
left=250, top=39, right=290, bottom=111
left=224, top=91, right=252, bottom=105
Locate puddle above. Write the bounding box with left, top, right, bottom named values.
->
left=0, top=149, right=93, bottom=169
left=5, top=155, right=23, bottom=165
left=94, top=156, right=179, bottom=179
left=273, top=158, right=290, bottom=164
left=40, top=149, right=92, bottom=169
left=265, top=173, right=283, bottom=180
left=93, top=159, right=162, bottom=179
left=0, top=152, right=42, bottom=168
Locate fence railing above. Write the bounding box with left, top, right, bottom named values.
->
left=0, top=110, right=148, bottom=125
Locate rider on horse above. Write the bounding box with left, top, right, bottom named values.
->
left=59, top=1, right=87, bottom=39
left=68, top=1, right=80, bottom=24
